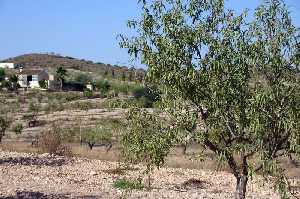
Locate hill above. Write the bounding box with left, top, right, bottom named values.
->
left=1, top=53, right=145, bottom=79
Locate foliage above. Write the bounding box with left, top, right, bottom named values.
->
left=95, top=79, right=111, bottom=95
left=28, top=101, right=41, bottom=115
left=120, top=0, right=300, bottom=198
left=74, top=72, right=92, bottom=85
left=56, top=66, right=68, bottom=90
left=71, top=101, right=94, bottom=111
left=113, top=178, right=144, bottom=190
left=0, top=75, right=19, bottom=92
left=122, top=108, right=174, bottom=173
left=0, top=116, right=10, bottom=142
left=82, top=124, right=113, bottom=150
left=83, top=89, right=93, bottom=98
left=0, top=68, right=5, bottom=82
left=132, top=86, right=160, bottom=108
left=38, top=125, right=72, bottom=156
left=39, top=80, right=48, bottom=89
left=12, top=122, right=23, bottom=135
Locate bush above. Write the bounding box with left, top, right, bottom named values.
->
left=38, top=80, right=48, bottom=89
left=39, top=127, right=62, bottom=155
left=83, top=125, right=113, bottom=150
left=71, top=101, right=94, bottom=111
left=38, top=126, right=73, bottom=156
left=74, top=73, right=92, bottom=85
left=132, top=86, right=160, bottom=108
left=12, top=123, right=23, bottom=134
left=0, top=68, right=5, bottom=82
left=83, top=89, right=93, bottom=98
left=113, top=178, right=144, bottom=190
left=95, top=79, right=111, bottom=95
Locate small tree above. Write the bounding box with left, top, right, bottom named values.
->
left=0, top=116, right=10, bottom=142
left=111, top=69, right=115, bottom=78
left=9, top=75, right=19, bottom=92
left=56, top=67, right=67, bottom=91
left=122, top=108, right=173, bottom=187
left=83, top=125, right=113, bottom=150
left=120, top=0, right=300, bottom=198
left=128, top=70, right=134, bottom=81
left=0, top=68, right=5, bottom=82
left=121, top=71, right=126, bottom=81
left=95, top=79, right=111, bottom=95
left=39, top=80, right=48, bottom=89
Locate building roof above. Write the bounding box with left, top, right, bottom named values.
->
left=18, top=68, right=45, bottom=75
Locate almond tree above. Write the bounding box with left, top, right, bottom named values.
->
left=56, top=66, right=67, bottom=91
left=0, top=116, right=9, bottom=143
left=120, top=0, right=300, bottom=198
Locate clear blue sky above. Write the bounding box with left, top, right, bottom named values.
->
left=0, top=0, right=299, bottom=68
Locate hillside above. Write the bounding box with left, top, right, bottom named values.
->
left=2, top=53, right=145, bottom=79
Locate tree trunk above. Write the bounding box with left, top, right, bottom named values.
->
left=88, top=143, right=94, bottom=150
left=235, top=175, right=248, bottom=199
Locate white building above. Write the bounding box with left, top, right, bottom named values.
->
left=18, top=68, right=50, bottom=88
left=0, top=63, right=15, bottom=69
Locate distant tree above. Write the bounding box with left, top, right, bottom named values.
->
left=111, top=69, right=115, bottom=78
left=38, top=80, right=48, bottom=89
left=121, top=71, right=126, bottom=81
left=137, top=74, right=143, bottom=83
left=103, top=70, right=108, bottom=77
left=74, top=73, right=91, bottom=85
left=56, top=67, right=68, bottom=91
left=133, top=86, right=160, bottom=108
left=83, top=125, right=112, bottom=151
left=120, top=0, right=300, bottom=198
left=9, top=75, right=19, bottom=92
left=0, top=68, right=5, bottom=82
left=128, top=70, right=134, bottom=81
left=0, top=116, right=10, bottom=143
left=95, top=79, right=111, bottom=95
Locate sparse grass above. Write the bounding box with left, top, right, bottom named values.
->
left=113, top=178, right=144, bottom=190
left=11, top=122, right=23, bottom=134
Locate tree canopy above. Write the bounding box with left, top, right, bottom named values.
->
left=120, top=0, right=300, bottom=198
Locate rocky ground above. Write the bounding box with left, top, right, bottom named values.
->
left=0, top=151, right=292, bottom=199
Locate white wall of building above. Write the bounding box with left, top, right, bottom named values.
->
left=0, top=63, right=15, bottom=69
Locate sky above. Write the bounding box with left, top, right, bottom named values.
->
left=0, top=0, right=299, bottom=68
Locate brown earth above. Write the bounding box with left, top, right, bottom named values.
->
left=1, top=151, right=298, bottom=199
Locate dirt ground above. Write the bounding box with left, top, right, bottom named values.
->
left=1, top=151, right=297, bottom=199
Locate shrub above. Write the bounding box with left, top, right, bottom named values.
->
left=0, top=68, right=5, bottom=82
left=83, top=125, right=113, bottom=150
left=12, top=123, right=23, bottom=134
left=39, top=127, right=62, bottom=155
left=38, top=80, right=48, bottom=89
left=132, top=86, right=160, bottom=108
left=74, top=73, right=92, bottom=85
left=38, top=126, right=72, bottom=156
left=95, top=79, right=111, bottom=95
left=71, top=101, right=94, bottom=111
left=0, top=116, right=10, bottom=142
left=113, top=178, right=144, bottom=190
left=83, top=89, right=93, bottom=99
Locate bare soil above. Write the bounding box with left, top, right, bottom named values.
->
left=1, top=151, right=298, bottom=199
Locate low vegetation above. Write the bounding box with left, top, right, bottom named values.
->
left=113, top=178, right=144, bottom=190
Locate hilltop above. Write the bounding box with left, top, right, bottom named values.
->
left=1, top=53, right=145, bottom=79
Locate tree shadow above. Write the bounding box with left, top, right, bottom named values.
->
left=0, top=191, right=101, bottom=199
left=0, top=156, right=70, bottom=167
